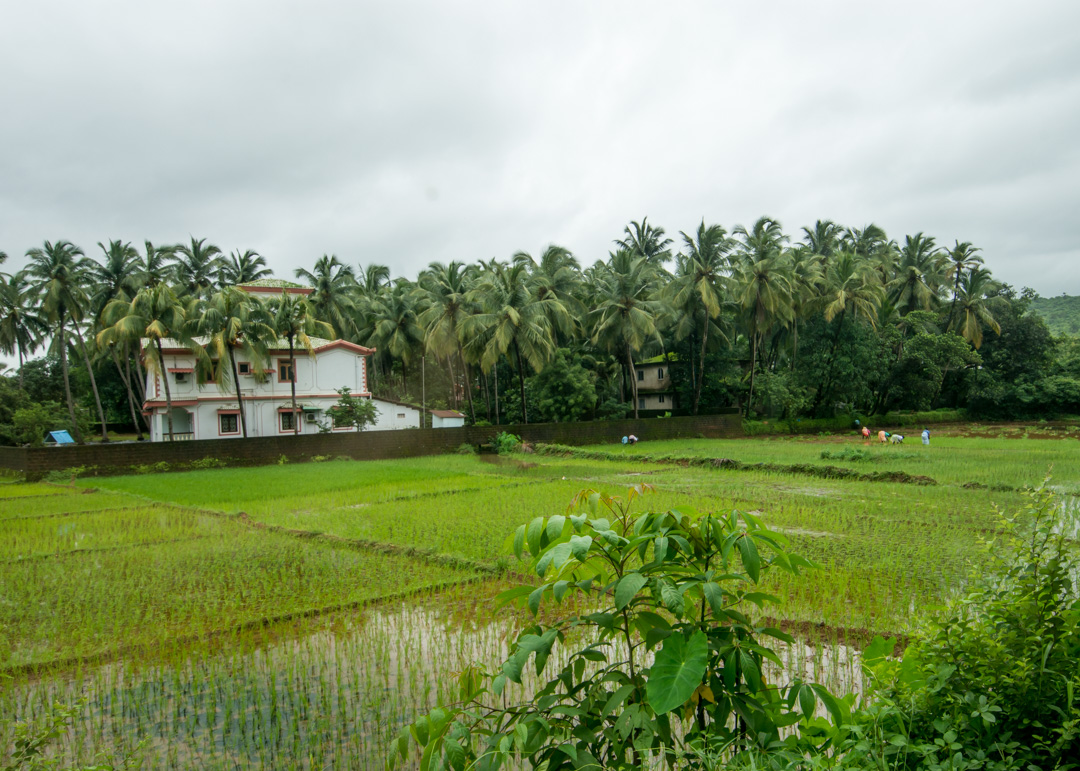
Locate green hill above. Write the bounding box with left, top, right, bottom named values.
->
left=1029, top=295, right=1080, bottom=336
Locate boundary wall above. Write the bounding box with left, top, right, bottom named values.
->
left=0, top=412, right=742, bottom=479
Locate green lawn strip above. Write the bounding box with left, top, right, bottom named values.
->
left=0, top=506, right=235, bottom=561
left=0, top=531, right=476, bottom=670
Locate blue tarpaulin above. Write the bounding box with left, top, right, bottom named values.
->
left=45, top=430, right=75, bottom=445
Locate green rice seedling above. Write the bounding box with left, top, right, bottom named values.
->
left=0, top=490, right=142, bottom=520
left=0, top=482, right=71, bottom=499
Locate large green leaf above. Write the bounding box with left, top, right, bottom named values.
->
left=615, top=573, right=648, bottom=610
left=647, top=631, right=708, bottom=714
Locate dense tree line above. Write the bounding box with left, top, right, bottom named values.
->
left=1, top=217, right=1075, bottom=444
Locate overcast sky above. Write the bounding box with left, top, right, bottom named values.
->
left=2, top=1, right=1079, bottom=298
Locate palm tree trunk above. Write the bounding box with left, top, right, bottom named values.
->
left=458, top=345, right=476, bottom=423
left=946, top=271, right=962, bottom=330
left=810, top=309, right=848, bottom=415
left=125, top=355, right=149, bottom=431
left=746, top=332, right=758, bottom=419
left=445, top=354, right=456, bottom=409
left=133, top=352, right=146, bottom=401
left=694, top=320, right=709, bottom=415
left=790, top=321, right=799, bottom=371
left=154, top=337, right=174, bottom=442
left=57, top=318, right=84, bottom=444
left=289, top=333, right=299, bottom=435
left=228, top=347, right=248, bottom=438
left=513, top=341, right=528, bottom=424
left=627, top=344, right=639, bottom=420
left=17, top=342, right=24, bottom=390
left=110, top=345, right=144, bottom=440
left=74, top=328, right=109, bottom=442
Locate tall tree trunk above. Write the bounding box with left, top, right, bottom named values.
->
left=154, top=337, right=174, bottom=442
left=228, top=346, right=248, bottom=438
left=57, top=318, right=84, bottom=444
left=74, top=328, right=109, bottom=442
left=494, top=365, right=500, bottom=424
left=513, top=341, right=528, bottom=424
left=17, top=342, right=24, bottom=390
left=110, top=345, right=144, bottom=440
left=481, top=368, right=491, bottom=421
left=694, top=320, right=709, bottom=415
left=790, top=321, right=799, bottom=371
left=445, top=354, right=456, bottom=409
left=125, top=355, right=150, bottom=431
left=289, top=333, right=299, bottom=435
left=133, top=351, right=146, bottom=401
left=458, top=346, right=476, bottom=423
left=746, top=332, right=758, bottom=419
left=946, top=271, right=962, bottom=331
left=627, top=344, right=639, bottom=419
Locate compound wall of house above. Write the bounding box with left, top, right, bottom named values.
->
left=5, top=412, right=742, bottom=479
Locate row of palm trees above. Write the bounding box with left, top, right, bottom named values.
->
left=0, top=218, right=1004, bottom=443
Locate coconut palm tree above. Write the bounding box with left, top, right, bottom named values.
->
left=367, top=282, right=425, bottom=393
left=590, top=250, right=665, bottom=419
left=417, top=261, right=478, bottom=419
left=270, top=291, right=334, bottom=434
left=295, top=255, right=358, bottom=340
left=733, top=218, right=793, bottom=416
left=890, top=233, right=945, bottom=316
left=463, top=261, right=569, bottom=423
left=786, top=246, right=824, bottom=369
left=615, top=218, right=674, bottom=268
left=196, top=287, right=275, bottom=438
left=667, top=221, right=734, bottom=413
left=0, top=271, right=48, bottom=389
left=25, top=240, right=94, bottom=443
left=219, top=249, right=272, bottom=287
left=174, top=237, right=223, bottom=298
left=944, top=241, right=984, bottom=328
left=99, top=284, right=198, bottom=442
left=801, top=220, right=844, bottom=262
left=809, top=252, right=885, bottom=413
left=513, top=245, right=585, bottom=338
left=950, top=267, right=1001, bottom=349
left=89, top=240, right=146, bottom=438
left=136, top=241, right=176, bottom=288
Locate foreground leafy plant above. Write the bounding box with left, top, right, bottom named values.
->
left=391, top=485, right=842, bottom=770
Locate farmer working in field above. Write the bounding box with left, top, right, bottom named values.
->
left=878, top=430, right=888, bottom=443
left=890, top=434, right=904, bottom=444
left=861, top=426, right=871, bottom=443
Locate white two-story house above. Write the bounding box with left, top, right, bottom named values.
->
left=141, top=282, right=420, bottom=441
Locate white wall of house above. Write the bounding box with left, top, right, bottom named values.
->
left=432, top=414, right=466, bottom=428
left=144, top=341, right=420, bottom=440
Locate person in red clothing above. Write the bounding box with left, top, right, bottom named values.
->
left=861, top=426, right=871, bottom=443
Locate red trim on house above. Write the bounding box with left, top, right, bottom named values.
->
left=217, top=410, right=241, bottom=436
left=313, top=339, right=376, bottom=356
left=237, top=361, right=252, bottom=376
left=167, top=367, right=195, bottom=373
left=141, top=393, right=371, bottom=408
left=277, top=405, right=302, bottom=412
left=277, top=359, right=296, bottom=383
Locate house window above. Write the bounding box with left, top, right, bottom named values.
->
left=658, top=368, right=664, bottom=380
left=397, top=413, right=405, bottom=419
left=219, top=413, right=239, bottom=434
left=237, top=362, right=251, bottom=376
left=278, top=360, right=294, bottom=382
left=659, top=394, right=665, bottom=404
left=638, top=398, right=646, bottom=409
left=280, top=411, right=296, bottom=432
left=174, top=372, right=187, bottom=383
left=636, top=370, right=644, bottom=381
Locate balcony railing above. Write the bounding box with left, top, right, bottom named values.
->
left=163, top=432, right=195, bottom=442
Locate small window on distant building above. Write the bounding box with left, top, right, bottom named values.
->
left=280, top=411, right=296, bottom=431
left=219, top=413, right=239, bottom=434
left=638, top=398, right=646, bottom=409
left=397, top=413, right=406, bottom=419
left=658, top=368, right=664, bottom=380
left=278, top=361, right=294, bottom=382
left=237, top=362, right=251, bottom=376
left=659, top=393, right=665, bottom=404
left=636, top=370, right=644, bottom=381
